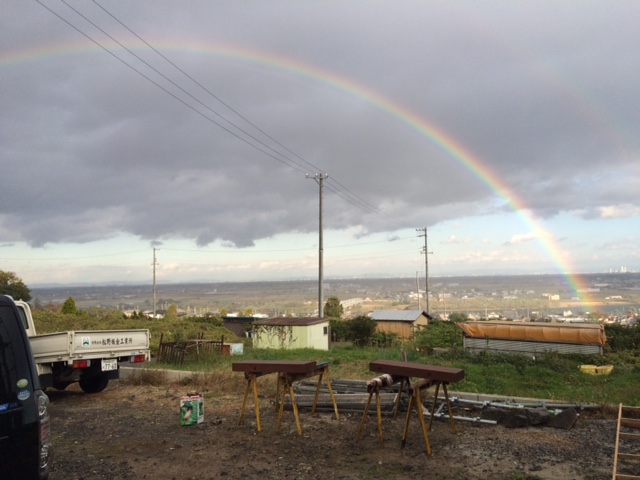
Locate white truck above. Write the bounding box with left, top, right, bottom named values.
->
left=15, top=300, right=151, bottom=394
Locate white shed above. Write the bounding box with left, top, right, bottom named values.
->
left=252, top=317, right=330, bottom=350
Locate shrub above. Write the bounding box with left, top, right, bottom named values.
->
left=330, top=318, right=350, bottom=342
left=346, top=315, right=377, bottom=347
left=412, top=320, right=463, bottom=354
left=370, top=331, right=399, bottom=348
left=605, top=324, right=640, bottom=352
left=329, top=316, right=377, bottom=347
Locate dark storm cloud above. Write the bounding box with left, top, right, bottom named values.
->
left=1, top=1, right=639, bottom=250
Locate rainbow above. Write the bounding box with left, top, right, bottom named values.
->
left=1, top=38, right=594, bottom=304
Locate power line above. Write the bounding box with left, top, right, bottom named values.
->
left=0, top=234, right=417, bottom=264
left=55, top=0, right=313, bottom=175
left=0, top=249, right=149, bottom=261
left=35, top=0, right=308, bottom=174
left=93, top=0, right=404, bottom=227
left=91, top=0, right=321, bottom=176
left=36, top=0, right=407, bottom=227
left=324, top=179, right=404, bottom=225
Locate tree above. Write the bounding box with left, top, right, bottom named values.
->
left=61, top=297, right=78, bottom=315
left=165, top=304, right=178, bottom=321
left=448, top=312, right=469, bottom=323
left=329, top=318, right=350, bottom=342
left=324, top=296, right=344, bottom=319
left=0, top=270, right=32, bottom=301
left=347, top=315, right=377, bottom=347
left=33, top=297, right=43, bottom=310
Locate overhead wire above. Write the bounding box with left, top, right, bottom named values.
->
left=35, top=0, right=308, bottom=174
left=161, top=234, right=416, bottom=255
left=90, top=0, right=402, bottom=225
left=1, top=233, right=418, bottom=264
left=38, top=0, right=407, bottom=226
left=30, top=0, right=424, bottom=280
left=0, top=248, right=149, bottom=261
left=90, top=0, right=320, bottom=175
left=323, top=180, right=404, bottom=226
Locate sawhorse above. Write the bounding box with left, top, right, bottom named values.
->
left=357, top=361, right=464, bottom=455
left=276, top=361, right=340, bottom=435
left=234, top=360, right=339, bottom=435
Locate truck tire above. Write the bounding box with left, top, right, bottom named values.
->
left=53, top=382, right=71, bottom=391
left=79, top=374, right=110, bottom=394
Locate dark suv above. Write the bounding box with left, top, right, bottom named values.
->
left=0, top=295, right=51, bottom=479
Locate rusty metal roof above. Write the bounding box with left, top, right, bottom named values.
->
left=458, top=321, right=606, bottom=347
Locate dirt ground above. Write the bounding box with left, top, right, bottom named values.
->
left=46, top=379, right=626, bottom=480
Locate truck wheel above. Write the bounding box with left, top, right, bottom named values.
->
left=79, top=374, right=109, bottom=394
left=53, top=382, right=71, bottom=391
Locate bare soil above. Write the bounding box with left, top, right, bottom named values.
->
left=47, top=380, right=624, bottom=480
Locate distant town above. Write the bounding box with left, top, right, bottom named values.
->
left=30, top=272, right=639, bottom=327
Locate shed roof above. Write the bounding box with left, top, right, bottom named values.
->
left=370, top=310, right=428, bottom=322
left=457, top=321, right=606, bottom=347
left=252, top=317, right=328, bottom=327
left=222, top=316, right=255, bottom=323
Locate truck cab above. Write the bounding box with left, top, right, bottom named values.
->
left=0, top=295, right=52, bottom=479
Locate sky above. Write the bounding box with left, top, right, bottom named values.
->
left=1, top=1, right=639, bottom=287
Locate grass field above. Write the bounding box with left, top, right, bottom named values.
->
left=151, top=344, right=640, bottom=407
left=32, top=306, right=640, bottom=406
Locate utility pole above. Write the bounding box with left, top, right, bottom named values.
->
left=307, top=173, right=328, bottom=318
left=152, top=247, right=158, bottom=319
left=416, top=227, right=432, bottom=315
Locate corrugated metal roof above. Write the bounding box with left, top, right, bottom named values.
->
left=462, top=320, right=603, bottom=330
left=370, top=310, right=427, bottom=322
left=458, top=321, right=606, bottom=347
left=252, top=317, right=328, bottom=326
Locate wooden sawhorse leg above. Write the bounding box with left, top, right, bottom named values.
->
left=392, top=377, right=411, bottom=420
left=276, top=375, right=303, bottom=435
left=427, top=382, right=457, bottom=434
left=355, top=386, right=384, bottom=446
left=402, top=386, right=432, bottom=456
left=238, top=373, right=262, bottom=432
left=311, top=366, right=340, bottom=420
left=274, top=374, right=280, bottom=412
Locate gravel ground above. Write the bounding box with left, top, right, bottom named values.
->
left=45, top=380, right=629, bottom=480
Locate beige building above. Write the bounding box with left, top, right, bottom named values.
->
left=252, top=317, right=330, bottom=350
left=370, top=310, right=430, bottom=339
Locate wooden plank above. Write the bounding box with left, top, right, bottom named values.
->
left=618, top=453, right=640, bottom=462
left=614, top=475, right=640, bottom=480
left=621, top=418, right=640, bottom=429
left=283, top=365, right=331, bottom=383
left=620, top=432, right=640, bottom=441
left=286, top=393, right=396, bottom=409
left=232, top=360, right=317, bottom=374
left=614, top=404, right=624, bottom=479
left=294, top=384, right=396, bottom=395
left=369, top=360, right=465, bottom=383
left=297, top=378, right=369, bottom=394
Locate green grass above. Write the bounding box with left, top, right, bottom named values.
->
left=35, top=309, right=639, bottom=406
left=152, top=344, right=640, bottom=406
